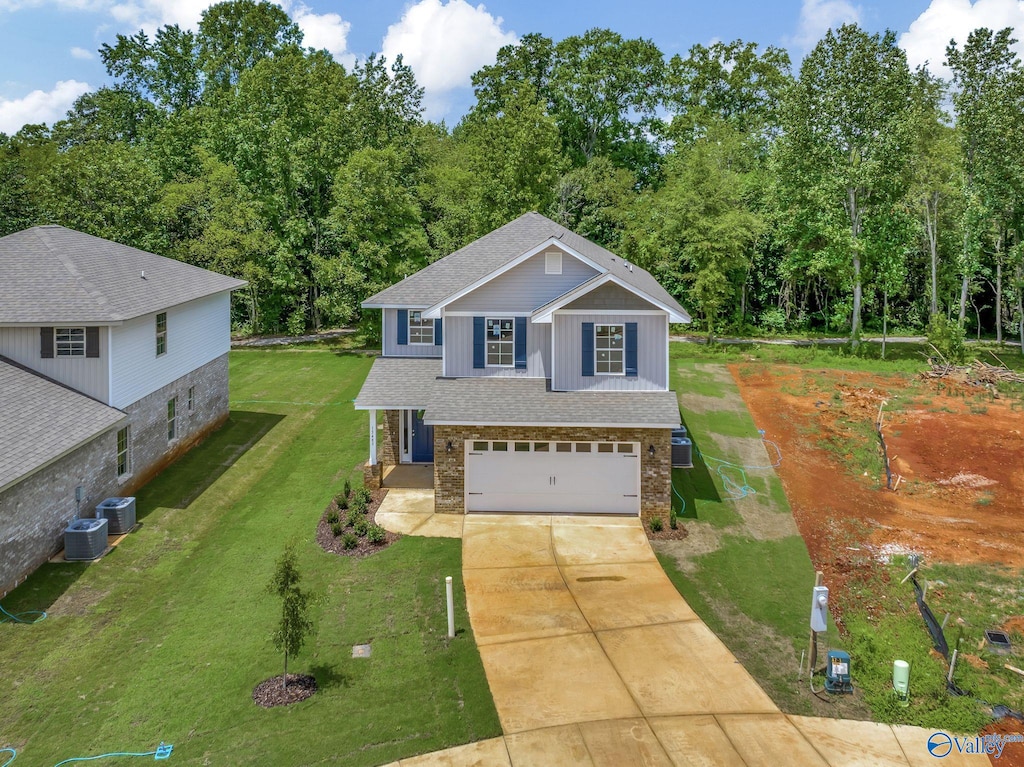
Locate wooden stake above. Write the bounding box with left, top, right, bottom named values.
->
left=1004, top=664, right=1024, bottom=678
left=809, top=570, right=823, bottom=673
left=900, top=567, right=918, bottom=585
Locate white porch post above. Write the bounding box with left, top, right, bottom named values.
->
left=369, top=409, right=378, bottom=465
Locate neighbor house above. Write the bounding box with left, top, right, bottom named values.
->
left=355, top=212, right=690, bottom=520
left=0, top=225, right=245, bottom=594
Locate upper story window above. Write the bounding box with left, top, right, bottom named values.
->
left=408, top=311, right=434, bottom=345
left=55, top=328, right=86, bottom=357
left=595, top=324, right=624, bottom=375
left=156, top=312, right=167, bottom=356
left=486, top=318, right=514, bottom=366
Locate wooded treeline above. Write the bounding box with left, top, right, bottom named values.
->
left=3, top=0, right=1024, bottom=347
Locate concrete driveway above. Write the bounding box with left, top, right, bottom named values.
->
left=378, top=514, right=989, bottom=766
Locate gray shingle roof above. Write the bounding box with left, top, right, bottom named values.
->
left=354, top=357, right=680, bottom=428
left=0, top=226, right=247, bottom=324
left=362, top=212, right=688, bottom=317
left=0, top=359, right=126, bottom=492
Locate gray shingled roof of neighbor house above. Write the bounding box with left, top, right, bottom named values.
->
left=354, top=357, right=680, bottom=428
left=425, top=376, right=681, bottom=428
left=362, top=212, right=688, bottom=318
left=0, top=226, right=247, bottom=324
left=0, top=359, right=126, bottom=492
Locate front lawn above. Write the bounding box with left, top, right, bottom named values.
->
left=0, top=349, right=499, bottom=766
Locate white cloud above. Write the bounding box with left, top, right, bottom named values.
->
left=291, top=4, right=355, bottom=68
left=381, top=0, right=517, bottom=117
left=900, top=0, right=1024, bottom=79
left=792, top=0, right=862, bottom=50
left=70, top=46, right=94, bottom=59
left=0, top=79, right=90, bottom=134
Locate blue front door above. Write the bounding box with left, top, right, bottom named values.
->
left=411, top=410, right=434, bottom=462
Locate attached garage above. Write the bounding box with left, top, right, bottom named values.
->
left=465, top=440, right=640, bottom=515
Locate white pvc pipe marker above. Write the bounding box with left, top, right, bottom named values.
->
left=446, top=576, right=455, bottom=638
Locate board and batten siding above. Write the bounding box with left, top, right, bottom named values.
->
left=110, top=292, right=231, bottom=410
left=0, top=326, right=109, bottom=402
left=444, top=315, right=550, bottom=378
left=382, top=308, right=442, bottom=358
left=447, top=249, right=599, bottom=313
left=551, top=312, right=668, bottom=391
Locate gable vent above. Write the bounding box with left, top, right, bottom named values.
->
left=545, top=250, right=562, bottom=275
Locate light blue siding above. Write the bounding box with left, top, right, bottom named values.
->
left=448, top=249, right=599, bottom=312
left=551, top=313, right=667, bottom=391
left=444, top=316, right=550, bottom=378
left=382, top=308, right=441, bottom=358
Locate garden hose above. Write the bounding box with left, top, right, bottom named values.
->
left=0, top=744, right=172, bottom=766
left=693, top=429, right=783, bottom=501
left=2, top=748, right=15, bottom=767
left=0, top=603, right=46, bottom=624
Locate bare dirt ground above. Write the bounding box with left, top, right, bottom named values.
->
left=731, top=363, right=1024, bottom=586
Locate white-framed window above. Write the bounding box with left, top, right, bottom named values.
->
left=55, top=328, right=86, bottom=357
left=408, top=311, right=434, bottom=344
left=116, top=426, right=131, bottom=477
left=595, top=324, right=625, bottom=375
left=167, top=397, right=177, bottom=441
left=156, top=312, right=167, bottom=356
left=187, top=386, right=195, bottom=411
left=545, top=250, right=562, bottom=275
left=486, top=318, right=514, bottom=366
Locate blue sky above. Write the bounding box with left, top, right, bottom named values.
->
left=1, top=0, right=1022, bottom=134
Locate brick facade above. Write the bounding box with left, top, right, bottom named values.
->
left=432, top=425, right=671, bottom=521
left=0, top=353, right=230, bottom=595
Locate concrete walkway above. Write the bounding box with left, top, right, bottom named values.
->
left=375, top=513, right=988, bottom=767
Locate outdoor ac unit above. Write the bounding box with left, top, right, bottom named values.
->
left=96, top=497, right=136, bottom=534
left=671, top=427, right=692, bottom=468
left=64, top=517, right=108, bottom=561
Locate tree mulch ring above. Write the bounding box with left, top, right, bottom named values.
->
left=316, top=487, right=400, bottom=557
left=252, top=674, right=317, bottom=707
left=647, top=521, right=688, bottom=541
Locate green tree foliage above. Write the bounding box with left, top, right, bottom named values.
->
left=267, top=544, right=313, bottom=690
left=549, top=156, right=636, bottom=249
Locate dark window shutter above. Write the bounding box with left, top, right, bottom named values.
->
left=625, top=322, right=638, bottom=377
left=473, top=317, right=485, bottom=369
left=434, top=318, right=443, bottom=346
left=40, top=327, right=54, bottom=358
left=581, top=322, right=594, bottom=377
left=86, top=327, right=100, bottom=358
left=514, top=317, right=527, bottom=369
left=396, top=309, right=408, bottom=345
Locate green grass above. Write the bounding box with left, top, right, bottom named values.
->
left=0, top=350, right=499, bottom=766
left=670, top=339, right=931, bottom=374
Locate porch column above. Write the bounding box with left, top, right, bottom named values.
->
left=369, top=409, right=378, bottom=465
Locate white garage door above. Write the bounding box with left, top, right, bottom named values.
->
left=465, top=440, right=640, bottom=515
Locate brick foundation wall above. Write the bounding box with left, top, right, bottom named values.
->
left=433, top=426, right=671, bottom=521
left=0, top=430, right=120, bottom=596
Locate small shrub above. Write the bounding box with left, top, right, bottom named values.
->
left=353, top=487, right=372, bottom=506
left=353, top=518, right=369, bottom=537
left=343, top=479, right=352, bottom=498
left=331, top=521, right=343, bottom=537
left=649, top=516, right=664, bottom=533
left=349, top=494, right=368, bottom=514
left=926, top=314, right=967, bottom=364
left=669, top=511, right=678, bottom=530
left=341, top=533, right=358, bottom=550
left=367, top=524, right=386, bottom=544
left=337, top=496, right=348, bottom=510
left=347, top=508, right=363, bottom=526
left=327, top=510, right=339, bottom=524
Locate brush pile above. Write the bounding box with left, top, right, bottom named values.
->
left=921, top=359, right=1024, bottom=387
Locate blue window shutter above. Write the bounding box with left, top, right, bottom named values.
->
left=473, top=317, right=485, bottom=369
left=434, top=318, right=443, bottom=346
left=397, top=310, right=408, bottom=345
left=625, top=322, right=638, bottom=377
left=581, top=322, right=594, bottom=377
left=514, top=317, right=527, bottom=369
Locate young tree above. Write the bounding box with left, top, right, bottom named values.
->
left=776, top=24, right=914, bottom=346
left=267, top=545, right=313, bottom=691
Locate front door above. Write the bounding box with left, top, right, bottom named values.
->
left=411, top=410, right=434, bottom=462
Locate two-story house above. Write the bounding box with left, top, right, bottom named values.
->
left=355, top=212, right=690, bottom=521
left=0, top=225, right=245, bottom=594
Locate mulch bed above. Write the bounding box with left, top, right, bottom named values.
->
left=646, top=520, right=689, bottom=541
left=252, top=674, right=317, bottom=707
left=316, top=487, right=401, bottom=557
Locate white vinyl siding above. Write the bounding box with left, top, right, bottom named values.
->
left=110, top=292, right=231, bottom=409
left=0, top=326, right=108, bottom=402
left=382, top=309, right=441, bottom=358
left=447, top=249, right=598, bottom=313
left=443, top=316, right=550, bottom=377
left=552, top=312, right=668, bottom=392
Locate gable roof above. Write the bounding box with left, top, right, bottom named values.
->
left=0, top=226, right=247, bottom=325
left=0, top=357, right=126, bottom=493
left=362, top=212, right=687, bottom=318
left=532, top=273, right=691, bottom=323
